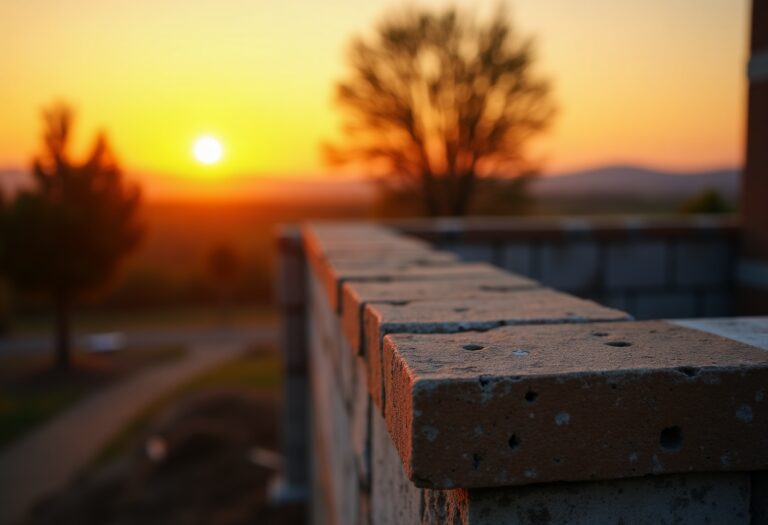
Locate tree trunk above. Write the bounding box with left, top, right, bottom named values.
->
left=420, top=172, right=439, bottom=217
left=53, top=288, right=71, bottom=369
left=453, top=172, right=476, bottom=216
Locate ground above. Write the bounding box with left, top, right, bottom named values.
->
left=0, top=345, right=185, bottom=449
left=21, top=348, right=303, bottom=525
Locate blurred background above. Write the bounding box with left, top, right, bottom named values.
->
left=0, top=1, right=753, bottom=524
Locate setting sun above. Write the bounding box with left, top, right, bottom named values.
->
left=193, top=136, right=223, bottom=165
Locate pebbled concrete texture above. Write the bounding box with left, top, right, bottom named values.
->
left=341, top=275, right=539, bottom=356
left=364, top=290, right=630, bottom=410
left=329, top=264, right=517, bottom=312
left=460, top=472, right=751, bottom=525
left=308, top=275, right=362, bottom=525
left=297, top=220, right=765, bottom=524
left=382, top=321, right=768, bottom=489
left=310, top=251, right=462, bottom=312
left=371, top=407, right=423, bottom=525
left=673, top=316, right=768, bottom=351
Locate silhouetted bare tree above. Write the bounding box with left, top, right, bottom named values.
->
left=0, top=104, right=142, bottom=368
left=326, top=4, right=555, bottom=216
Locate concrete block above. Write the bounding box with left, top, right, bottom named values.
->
left=371, top=408, right=423, bottom=525
left=421, top=489, right=469, bottom=525
left=501, top=244, right=534, bottom=276
left=341, top=275, right=539, bottom=355
left=674, top=241, right=734, bottom=287
left=308, top=308, right=360, bottom=525
left=365, top=289, right=630, bottom=410
left=325, top=262, right=515, bottom=313
left=605, top=241, right=668, bottom=289
left=276, top=244, right=306, bottom=308
left=309, top=250, right=461, bottom=313
left=280, top=310, right=308, bottom=372
left=634, top=292, right=697, bottom=320
left=280, top=373, right=309, bottom=487
left=702, top=291, right=734, bottom=317
left=352, top=355, right=372, bottom=485
left=539, top=240, right=600, bottom=293
left=308, top=270, right=344, bottom=376
left=672, top=317, right=768, bottom=351
left=462, top=473, right=750, bottom=525
left=382, top=321, right=768, bottom=489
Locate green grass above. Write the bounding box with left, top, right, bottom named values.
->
left=0, top=387, right=87, bottom=447
left=0, top=345, right=187, bottom=450
left=92, top=345, right=280, bottom=466
left=9, top=304, right=277, bottom=336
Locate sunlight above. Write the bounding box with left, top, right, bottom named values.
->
left=193, top=135, right=223, bottom=165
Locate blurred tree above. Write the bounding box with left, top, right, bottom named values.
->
left=326, top=4, right=554, bottom=216
left=0, top=104, right=142, bottom=368
left=207, top=243, right=241, bottom=322
left=680, top=188, right=733, bottom=214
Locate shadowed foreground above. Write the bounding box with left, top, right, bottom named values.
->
left=23, top=390, right=303, bottom=525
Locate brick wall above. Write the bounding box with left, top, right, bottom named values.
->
left=275, top=221, right=768, bottom=525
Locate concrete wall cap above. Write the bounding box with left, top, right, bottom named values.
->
left=382, top=321, right=768, bottom=489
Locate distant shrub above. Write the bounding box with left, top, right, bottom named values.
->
left=680, top=188, right=733, bottom=214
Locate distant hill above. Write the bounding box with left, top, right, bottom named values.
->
left=532, top=165, right=740, bottom=199
left=1, top=165, right=741, bottom=203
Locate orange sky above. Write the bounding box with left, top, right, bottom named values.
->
left=0, top=0, right=751, bottom=199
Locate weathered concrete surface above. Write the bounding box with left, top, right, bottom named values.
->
left=341, top=275, right=539, bottom=355
left=457, top=473, right=751, bottom=525
left=309, top=252, right=461, bottom=312
left=365, top=290, right=630, bottom=409
left=371, top=407, right=423, bottom=525
left=308, top=278, right=362, bottom=525
left=382, top=321, right=768, bottom=488
left=314, top=257, right=514, bottom=313
left=673, top=316, right=768, bottom=351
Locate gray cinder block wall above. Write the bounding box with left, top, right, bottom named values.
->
left=391, top=216, right=740, bottom=320
left=275, top=221, right=768, bottom=525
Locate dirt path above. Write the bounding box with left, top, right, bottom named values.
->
left=0, top=342, right=254, bottom=525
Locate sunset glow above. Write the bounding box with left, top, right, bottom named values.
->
left=193, top=136, right=223, bottom=166
left=0, top=0, right=751, bottom=200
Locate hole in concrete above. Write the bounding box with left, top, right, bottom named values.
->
left=553, top=458, right=561, bottom=464
left=676, top=366, right=699, bottom=378
left=508, top=434, right=520, bottom=450
left=478, top=375, right=491, bottom=387
left=605, top=341, right=632, bottom=348
left=660, top=426, right=682, bottom=451
left=525, top=390, right=538, bottom=403
left=591, top=331, right=609, bottom=337
left=388, top=301, right=410, bottom=307
left=453, top=307, right=470, bottom=313
left=463, top=344, right=484, bottom=351
left=472, top=453, right=482, bottom=470
left=609, top=383, right=618, bottom=390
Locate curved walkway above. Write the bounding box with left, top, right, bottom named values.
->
left=0, top=335, right=272, bottom=525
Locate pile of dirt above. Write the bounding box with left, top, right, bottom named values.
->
left=24, top=389, right=304, bottom=525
